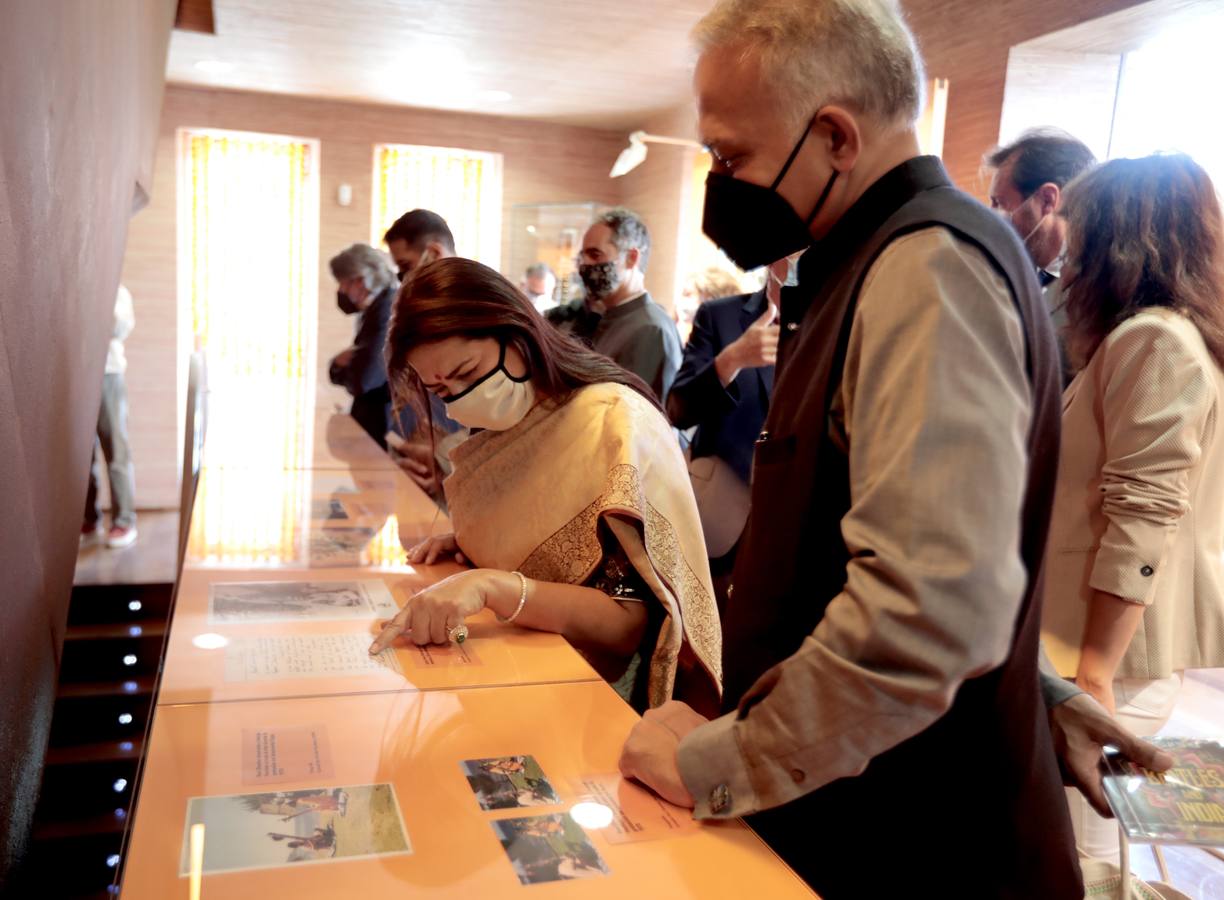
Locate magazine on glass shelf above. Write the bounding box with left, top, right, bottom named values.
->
left=1102, top=737, right=1224, bottom=845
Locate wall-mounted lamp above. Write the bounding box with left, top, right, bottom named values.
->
left=610, top=131, right=705, bottom=177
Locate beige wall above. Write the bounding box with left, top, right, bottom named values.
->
left=617, top=104, right=700, bottom=312
left=121, top=86, right=627, bottom=508
left=998, top=48, right=1122, bottom=161
left=0, top=0, right=175, bottom=883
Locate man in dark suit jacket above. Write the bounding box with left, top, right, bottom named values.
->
left=668, top=285, right=778, bottom=614
left=667, top=286, right=776, bottom=486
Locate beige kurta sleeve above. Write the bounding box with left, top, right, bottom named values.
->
left=676, top=229, right=1033, bottom=818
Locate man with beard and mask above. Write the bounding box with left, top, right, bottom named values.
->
left=549, top=208, right=682, bottom=403
left=618, top=2, right=1170, bottom=897
left=327, top=243, right=399, bottom=448
left=987, top=129, right=1096, bottom=385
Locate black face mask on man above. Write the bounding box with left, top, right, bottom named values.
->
left=578, top=260, right=622, bottom=301
left=702, top=112, right=839, bottom=271
left=336, top=290, right=360, bottom=316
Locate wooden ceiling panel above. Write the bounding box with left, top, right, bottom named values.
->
left=175, top=0, right=215, bottom=34
left=165, top=0, right=712, bottom=127
left=1017, top=0, right=1224, bottom=54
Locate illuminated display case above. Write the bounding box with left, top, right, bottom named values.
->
left=508, top=202, right=599, bottom=307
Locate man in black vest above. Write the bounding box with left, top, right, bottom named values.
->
left=621, top=2, right=1088, bottom=896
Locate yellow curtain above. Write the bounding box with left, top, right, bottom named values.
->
left=372, top=144, right=504, bottom=268
left=181, top=130, right=318, bottom=565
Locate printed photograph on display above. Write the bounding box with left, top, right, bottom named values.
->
left=461, top=756, right=561, bottom=811
left=177, top=784, right=412, bottom=875
left=491, top=813, right=610, bottom=885
left=306, top=526, right=378, bottom=566
left=208, top=580, right=399, bottom=624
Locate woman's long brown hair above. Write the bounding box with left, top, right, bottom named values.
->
left=385, top=257, right=661, bottom=448
left=1061, top=153, right=1224, bottom=369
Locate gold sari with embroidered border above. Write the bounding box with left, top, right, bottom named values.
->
left=444, top=383, right=722, bottom=712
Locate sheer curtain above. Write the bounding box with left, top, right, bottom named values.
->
left=178, top=128, right=320, bottom=564
left=372, top=143, right=504, bottom=269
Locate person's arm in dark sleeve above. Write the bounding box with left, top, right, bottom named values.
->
left=668, top=301, right=739, bottom=429
left=614, top=323, right=672, bottom=402
left=337, top=299, right=392, bottom=397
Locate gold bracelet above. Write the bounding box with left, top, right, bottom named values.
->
left=497, top=571, right=528, bottom=624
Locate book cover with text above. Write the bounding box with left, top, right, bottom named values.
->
left=1103, top=738, right=1224, bottom=845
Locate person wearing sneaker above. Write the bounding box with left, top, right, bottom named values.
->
left=83, top=284, right=138, bottom=549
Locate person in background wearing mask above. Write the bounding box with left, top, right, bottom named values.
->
left=378, top=209, right=465, bottom=494
left=616, top=2, right=1166, bottom=896
left=987, top=129, right=1097, bottom=384
left=327, top=244, right=399, bottom=448
left=667, top=257, right=790, bottom=615
left=522, top=262, right=557, bottom=313
left=369, top=257, right=721, bottom=717
left=383, top=208, right=456, bottom=283
left=550, top=208, right=682, bottom=403
left=83, top=284, right=139, bottom=549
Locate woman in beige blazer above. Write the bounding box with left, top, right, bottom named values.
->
left=1042, top=153, right=1224, bottom=859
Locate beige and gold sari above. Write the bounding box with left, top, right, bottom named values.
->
left=445, top=383, right=722, bottom=713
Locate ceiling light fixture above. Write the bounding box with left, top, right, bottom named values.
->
left=610, top=131, right=704, bottom=177
left=194, top=59, right=234, bottom=75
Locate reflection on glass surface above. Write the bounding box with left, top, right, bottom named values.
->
left=188, top=822, right=205, bottom=900
left=189, top=466, right=310, bottom=565
left=570, top=801, right=615, bottom=829
left=191, top=633, right=229, bottom=651
left=367, top=515, right=408, bottom=568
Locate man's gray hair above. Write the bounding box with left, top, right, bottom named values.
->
left=693, top=0, right=925, bottom=131
left=594, top=207, right=651, bottom=274
left=329, top=243, right=396, bottom=293
left=525, top=262, right=554, bottom=279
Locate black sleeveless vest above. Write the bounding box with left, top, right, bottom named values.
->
left=723, top=157, right=1082, bottom=899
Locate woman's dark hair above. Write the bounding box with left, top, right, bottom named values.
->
left=1061, top=153, right=1224, bottom=369
left=385, top=257, right=661, bottom=437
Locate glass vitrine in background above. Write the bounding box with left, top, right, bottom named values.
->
left=508, top=202, right=598, bottom=307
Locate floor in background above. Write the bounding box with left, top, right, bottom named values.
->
left=74, top=509, right=179, bottom=586
left=1127, top=669, right=1224, bottom=899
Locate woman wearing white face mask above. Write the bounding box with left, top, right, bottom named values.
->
left=369, top=258, right=722, bottom=715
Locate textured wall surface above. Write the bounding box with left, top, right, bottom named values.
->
left=0, top=0, right=175, bottom=885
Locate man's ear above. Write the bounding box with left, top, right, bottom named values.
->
left=624, top=247, right=642, bottom=271
left=815, top=106, right=863, bottom=173
left=1037, top=182, right=1061, bottom=217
